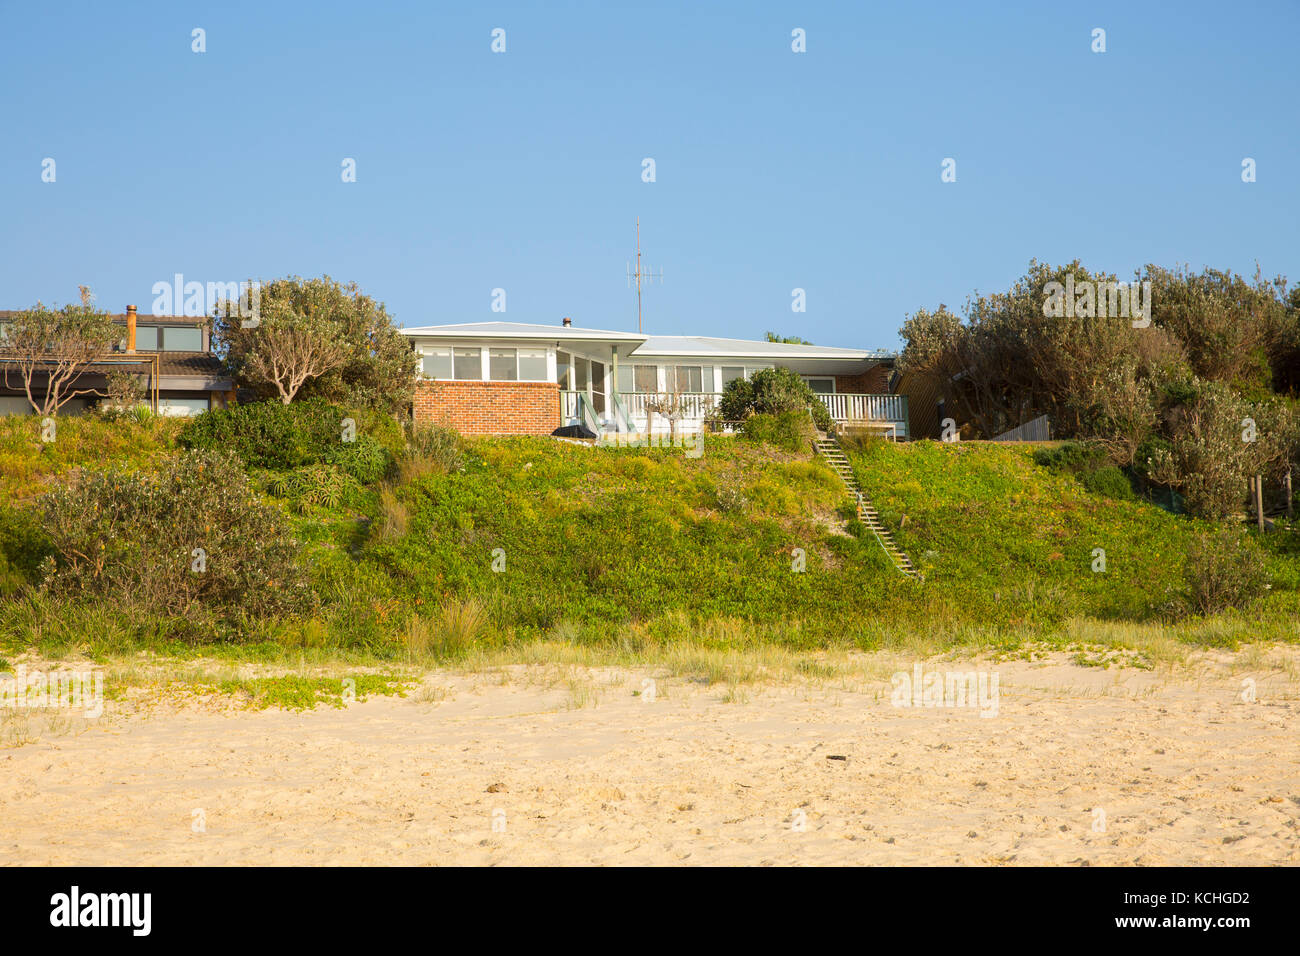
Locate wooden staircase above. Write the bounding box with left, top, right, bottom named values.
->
left=814, top=436, right=923, bottom=581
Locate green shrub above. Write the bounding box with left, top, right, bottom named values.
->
left=404, top=423, right=463, bottom=474
left=1183, top=526, right=1268, bottom=616
left=0, top=505, right=51, bottom=596
left=1033, top=441, right=1109, bottom=475
left=740, top=411, right=815, bottom=452
left=324, top=434, right=391, bottom=484
left=1036, top=442, right=1136, bottom=500
left=717, top=367, right=831, bottom=431
left=39, top=450, right=314, bottom=620
left=267, top=464, right=366, bottom=513
left=1080, top=465, right=1136, bottom=500
left=178, top=400, right=398, bottom=477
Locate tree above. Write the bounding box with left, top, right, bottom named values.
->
left=1143, top=382, right=1298, bottom=519
left=899, top=260, right=1189, bottom=451
left=240, top=307, right=345, bottom=405
left=765, top=331, right=814, bottom=345
left=1144, top=264, right=1286, bottom=395
left=0, top=288, right=119, bottom=415
left=214, top=276, right=416, bottom=414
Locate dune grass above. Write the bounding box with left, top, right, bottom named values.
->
left=2, top=423, right=1298, bottom=711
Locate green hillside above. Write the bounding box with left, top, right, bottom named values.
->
left=2, top=411, right=1296, bottom=661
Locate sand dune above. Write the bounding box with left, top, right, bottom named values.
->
left=2, top=652, right=1298, bottom=866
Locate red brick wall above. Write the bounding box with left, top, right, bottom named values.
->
left=834, top=363, right=892, bottom=394
left=413, top=380, right=560, bottom=435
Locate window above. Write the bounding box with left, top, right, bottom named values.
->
left=518, top=349, right=547, bottom=381
left=156, top=397, right=211, bottom=417
left=574, top=357, right=589, bottom=391
left=132, top=326, right=203, bottom=351
left=667, top=366, right=703, bottom=393
left=453, top=348, right=481, bottom=380
left=163, top=326, right=202, bottom=351
left=489, top=348, right=518, bottom=381
left=555, top=350, right=572, bottom=389
left=721, top=366, right=745, bottom=388
left=617, top=365, right=658, bottom=392
left=803, top=377, right=836, bottom=394
left=422, top=348, right=453, bottom=379
left=634, top=365, right=658, bottom=393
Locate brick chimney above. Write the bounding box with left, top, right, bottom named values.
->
left=125, top=305, right=137, bottom=353
left=562, top=316, right=572, bottom=328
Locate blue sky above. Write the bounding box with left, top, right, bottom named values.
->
left=2, top=0, right=1296, bottom=350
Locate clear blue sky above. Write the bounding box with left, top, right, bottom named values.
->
left=2, top=0, right=1296, bottom=350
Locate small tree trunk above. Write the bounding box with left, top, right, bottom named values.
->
left=1286, top=469, right=1294, bottom=520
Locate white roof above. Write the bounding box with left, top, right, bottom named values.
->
left=634, top=335, right=893, bottom=360
left=400, top=321, right=645, bottom=343
left=401, top=322, right=895, bottom=360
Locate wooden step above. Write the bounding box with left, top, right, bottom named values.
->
left=816, top=436, right=922, bottom=583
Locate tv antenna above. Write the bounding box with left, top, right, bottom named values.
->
left=626, top=218, right=663, bottom=333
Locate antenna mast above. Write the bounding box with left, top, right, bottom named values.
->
left=626, top=218, right=663, bottom=333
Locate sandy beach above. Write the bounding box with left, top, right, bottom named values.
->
left=2, top=650, right=1298, bottom=866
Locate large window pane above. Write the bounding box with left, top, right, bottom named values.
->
left=804, top=377, right=835, bottom=394
left=422, top=349, right=452, bottom=379
left=672, top=366, right=702, bottom=392
left=156, top=397, right=210, bottom=417
left=489, top=348, right=517, bottom=381
left=634, top=365, right=658, bottom=393
left=135, top=326, right=159, bottom=350
left=616, top=365, right=633, bottom=394
left=721, top=366, right=745, bottom=388
left=555, top=350, right=572, bottom=389
left=518, top=349, right=546, bottom=381
left=574, top=357, right=589, bottom=391
left=453, top=348, right=481, bottom=380
left=163, top=326, right=202, bottom=351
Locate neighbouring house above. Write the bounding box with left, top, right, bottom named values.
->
left=0, top=305, right=234, bottom=417
left=402, top=319, right=908, bottom=438
left=893, top=369, right=946, bottom=440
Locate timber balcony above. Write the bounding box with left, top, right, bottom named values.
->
left=561, top=390, right=909, bottom=439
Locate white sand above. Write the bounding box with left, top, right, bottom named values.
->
left=2, top=652, right=1298, bottom=865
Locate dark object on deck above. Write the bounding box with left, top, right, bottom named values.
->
left=552, top=423, right=596, bottom=440
left=826, top=755, right=847, bottom=761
